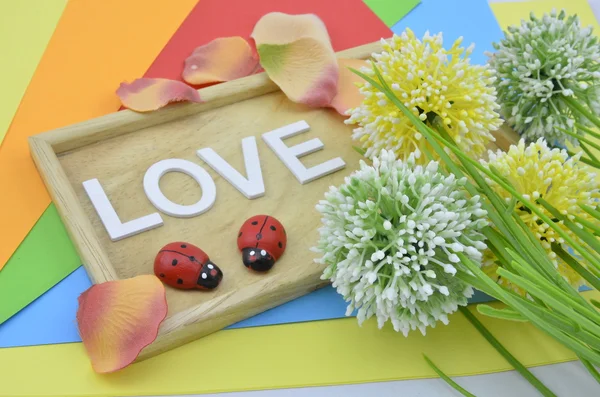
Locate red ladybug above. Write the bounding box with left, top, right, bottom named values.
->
left=154, top=242, right=223, bottom=290
left=237, top=215, right=286, bottom=272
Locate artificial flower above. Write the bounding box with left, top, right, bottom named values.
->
left=346, top=28, right=502, bottom=164
left=480, top=138, right=600, bottom=292
left=313, top=149, right=488, bottom=336
left=488, top=9, right=600, bottom=146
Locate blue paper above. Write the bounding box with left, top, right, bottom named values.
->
left=0, top=267, right=89, bottom=347
left=0, top=0, right=506, bottom=349
left=0, top=264, right=495, bottom=348
left=392, top=0, right=504, bottom=65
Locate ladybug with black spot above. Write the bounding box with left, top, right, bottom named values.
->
left=154, top=242, right=223, bottom=290
left=237, top=215, right=287, bottom=272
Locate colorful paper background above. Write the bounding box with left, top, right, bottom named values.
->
left=0, top=0, right=598, bottom=395
left=0, top=1, right=66, bottom=146
left=0, top=0, right=499, bottom=348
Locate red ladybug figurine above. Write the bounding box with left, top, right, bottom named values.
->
left=237, top=215, right=287, bottom=272
left=154, top=242, right=223, bottom=290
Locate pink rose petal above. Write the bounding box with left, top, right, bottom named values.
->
left=182, top=36, right=260, bottom=85
left=329, top=58, right=369, bottom=115
left=76, top=275, right=168, bottom=373
left=251, top=12, right=339, bottom=107
left=116, top=78, right=202, bottom=112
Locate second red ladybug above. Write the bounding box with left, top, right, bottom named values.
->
left=237, top=215, right=287, bottom=272
left=154, top=242, right=223, bottom=290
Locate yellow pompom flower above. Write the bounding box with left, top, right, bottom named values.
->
left=481, top=138, right=600, bottom=293
left=346, top=28, right=503, bottom=163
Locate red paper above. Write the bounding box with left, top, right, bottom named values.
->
left=143, top=0, right=391, bottom=81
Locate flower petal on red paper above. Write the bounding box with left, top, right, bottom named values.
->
left=76, top=275, right=167, bottom=373
left=182, top=37, right=259, bottom=85
left=116, top=78, right=201, bottom=112
left=251, top=12, right=338, bottom=107
left=329, top=59, right=369, bottom=115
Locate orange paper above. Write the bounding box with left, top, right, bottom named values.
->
left=0, top=0, right=197, bottom=270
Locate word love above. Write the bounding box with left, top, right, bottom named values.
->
left=83, top=121, right=345, bottom=241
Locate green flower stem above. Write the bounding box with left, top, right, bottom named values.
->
left=579, top=356, right=600, bottom=384
left=575, top=122, right=600, bottom=141
left=581, top=142, right=600, bottom=163
left=459, top=306, right=558, bottom=397
left=572, top=213, right=600, bottom=235
left=497, top=267, right=600, bottom=332
left=457, top=254, right=600, bottom=365
left=557, top=126, right=600, bottom=152
left=538, top=198, right=600, bottom=265
left=566, top=149, right=600, bottom=168
left=553, top=245, right=600, bottom=291
left=564, top=96, right=600, bottom=130
left=503, top=255, right=598, bottom=320
left=423, top=354, right=477, bottom=397
left=580, top=204, right=600, bottom=221
left=476, top=305, right=527, bottom=322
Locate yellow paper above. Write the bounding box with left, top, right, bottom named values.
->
left=2, top=292, right=596, bottom=396
left=0, top=0, right=66, bottom=146
left=490, top=0, right=600, bottom=31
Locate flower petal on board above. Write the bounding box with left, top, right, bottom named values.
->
left=251, top=12, right=338, bottom=107
left=76, top=275, right=168, bottom=373
left=116, top=78, right=202, bottom=112
left=329, top=59, right=369, bottom=115
left=182, top=36, right=260, bottom=85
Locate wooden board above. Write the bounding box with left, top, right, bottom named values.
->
left=29, top=39, right=518, bottom=363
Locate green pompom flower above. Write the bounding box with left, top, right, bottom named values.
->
left=488, top=9, right=600, bottom=146
left=313, top=150, right=488, bottom=336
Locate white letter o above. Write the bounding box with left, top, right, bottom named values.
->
left=143, top=159, right=216, bottom=218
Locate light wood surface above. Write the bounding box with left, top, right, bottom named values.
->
left=28, top=38, right=518, bottom=363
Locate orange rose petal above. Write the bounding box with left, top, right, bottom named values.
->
left=329, top=59, right=369, bottom=115
left=182, top=36, right=260, bottom=85
left=251, top=12, right=338, bottom=107
left=76, top=275, right=168, bottom=373
left=116, top=78, right=201, bottom=112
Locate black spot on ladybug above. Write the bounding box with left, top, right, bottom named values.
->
left=177, top=278, right=183, bottom=284
left=181, top=244, right=187, bottom=248
left=256, top=233, right=262, bottom=240
left=159, top=273, right=165, bottom=277
left=172, top=259, right=178, bottom=266
left=238, top=232, right=242, bottom=237
left=278, top=241, right=283, bottom=248
left=270, top=225, right=276, bottom=231
left=251, top=221, right=258, bottom=225
left=190, top=256, right=196, bottom=262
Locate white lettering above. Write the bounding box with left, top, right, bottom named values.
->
left=262, top=120, right=345, bottom=184
left=143, top=159, right=216, bottom=217
left=82, top=178, right=163, bottom=241
left=197, top=136, right=265, bottom=199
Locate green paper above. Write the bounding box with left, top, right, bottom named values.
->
left=0, top=204, right=80, bottom=325
left=364, top=0, right=421, bottom=27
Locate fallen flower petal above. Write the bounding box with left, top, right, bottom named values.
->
left=183, top=36, right=260, bottom=85
left=117, top=78, right=202, bottom=112
left=251, top=12, right=338, bottom=107
left=329, top=59, right=369, bottom=115
left=76, top=275, right=168, bottom=373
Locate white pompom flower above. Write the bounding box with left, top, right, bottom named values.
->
left=313, top=150, right=488, bottom=336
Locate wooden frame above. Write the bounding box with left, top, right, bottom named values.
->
left=29, top=39, right=518, bottom=363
